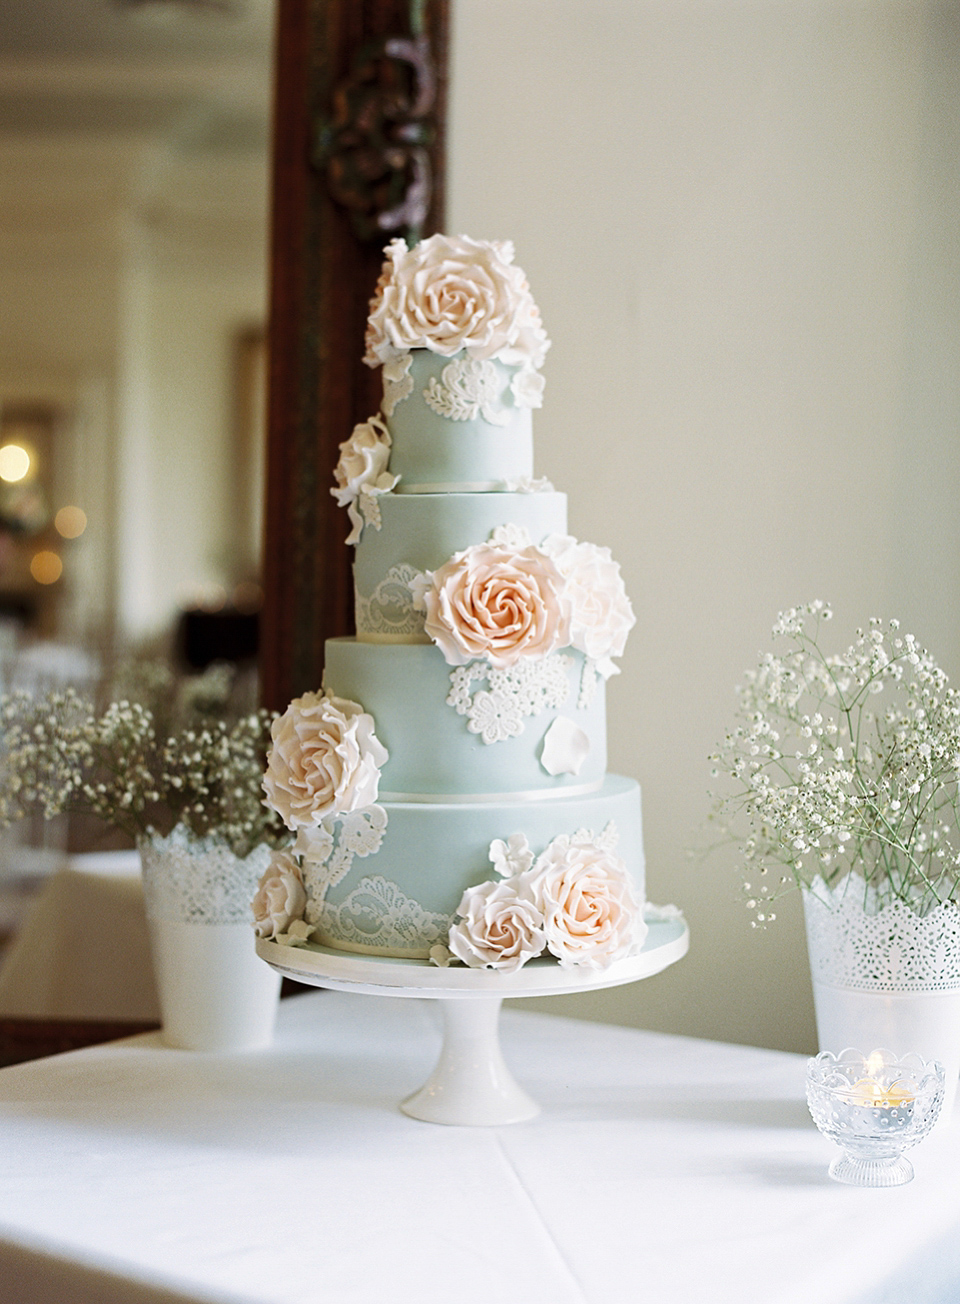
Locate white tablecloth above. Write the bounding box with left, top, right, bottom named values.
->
left=0, top=990, right=959, bottom=1304
left=0, top=851, right=160, bottom=1021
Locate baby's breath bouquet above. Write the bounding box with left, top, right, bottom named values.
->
left=710, top=602, right=960, bottom=922
left=0, top=663, right=286, bottom=857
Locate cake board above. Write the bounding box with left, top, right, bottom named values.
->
left=256, top=912, right=688, bottom=1126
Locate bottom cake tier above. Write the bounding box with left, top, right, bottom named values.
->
left=303, top=774, right=644, bottom=958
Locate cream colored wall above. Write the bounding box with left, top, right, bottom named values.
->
left=448, top=0, right=960, bottom=1051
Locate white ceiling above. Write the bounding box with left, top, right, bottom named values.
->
left=0, top=0, right=274, bottom=145
left=0, top=0, right=273, bottom=63
left=0, top=0, right=275, bottom=295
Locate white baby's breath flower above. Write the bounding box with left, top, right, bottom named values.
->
left=711, top=604, right=960, bottom=921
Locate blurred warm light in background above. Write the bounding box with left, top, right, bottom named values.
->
left=0, top=443, right=31, bottom=483
left=54, top=506, right=87, bottom=539
left=29, top=550, right=63, bottom=585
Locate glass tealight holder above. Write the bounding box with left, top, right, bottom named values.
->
left=806, top=1048, right=944, bottom=1186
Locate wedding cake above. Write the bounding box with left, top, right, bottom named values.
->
left=254, top=235, right=648, bottom=974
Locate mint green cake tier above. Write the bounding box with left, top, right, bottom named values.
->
left=307, top=775, right=644, bottom=958
left=354, top=490, right=568, bottom=640
left=324, top=637, right=606, bottom=797
left=386, top=350, right=533, bottom=491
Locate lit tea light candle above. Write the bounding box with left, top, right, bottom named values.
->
left=843, top=1052, right=915, bottom=1108
left=845, top=1078, right=915, bottom=1108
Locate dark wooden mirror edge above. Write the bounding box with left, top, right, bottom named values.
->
left=260, top=0, right=450, bottom=712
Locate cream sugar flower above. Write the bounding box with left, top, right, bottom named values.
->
left=364, top=233, right=550, bottom=370
left=540, top=534, right=635, bottom=669
left=447, top=877, right=546, bottom=973
left=263, top=692, right=388, bottom=829
left=252, top=850, right=309, bottom=940
left=331, top=415, right=400, bottom=545
left=521, top=834, right=644, bottom=969
left=414, top=540, right=570, bottom=670
left=489, top=832, right=535, bottom=878
left=445, top=827, right=645, bottom=972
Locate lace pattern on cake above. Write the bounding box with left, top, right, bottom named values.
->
left=355, top=564, right=426, bottom=640
left=382, top=354, right=413, bottom=416
left=578, top=659, right=600, bottom=708
left=316, top=875, right=450, bottom=953
left=301, top=805, right=389, bottom=901
left=803, top=873, right=960, bottom=992
left=140, top=829, right=274, bottom=925
left=447, top=653, right=574, bottom=745
left=423, top=358, right=509, bottom=426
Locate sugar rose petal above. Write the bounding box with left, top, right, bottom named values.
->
left=263, top=692, right=388, bottom=828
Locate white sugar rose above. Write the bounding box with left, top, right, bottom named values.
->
left=263, top=692, right=388, bottom=829
left=252, top=851, right=307, bottom=940
left=447, top=877, right=546, bottom=972
left=521, top=836, right=645, bottom=969
left=331, top=415, right=400, bottom=545
left=364, top=234, right=550, bottom=369
left=418, top=541, right=571, bottom=669
left=541, top=534, right=636, bottom=664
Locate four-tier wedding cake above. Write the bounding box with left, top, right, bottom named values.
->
left=253, top=234, right=649, bottom=974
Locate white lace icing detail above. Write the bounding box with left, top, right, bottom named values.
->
left=357, top=486, right=388, bottom=535
left=423, top=358, right=509, bottom=426
left=301, top=805, right=388, bottom=901
left=803, top=873, right=960, bottom=992
left=140, top=826, right=274, bottom=925
left=316, top=875, right=449, bottom=952
left=644, top=901, right=683, bottom=922
left=382, top=354, right=413, bottom=416
left=446, top=653, right=574, bottom=745
left=574, top=820, right=619, bottom=853
left=578, top=659, right=599, bottom=708
left=503, top=476, right=555, bottom=493
left=489, top=522, right=531, bottom=549
left=355, top=563, right=426, bottom=639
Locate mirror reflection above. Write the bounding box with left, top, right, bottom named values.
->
left=0, top=0, right=273, bottom=678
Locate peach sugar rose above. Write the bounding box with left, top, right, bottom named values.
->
left=364, top=234, right=549, bottom=369
left=417, top=541, right=571, bottom=669
left=447, top=877, right=546, bottom=973
left=263, top=692, right=388, bottom=829
left=521, top=836, right=645, bottom=969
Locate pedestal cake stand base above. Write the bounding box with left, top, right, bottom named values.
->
left=257, top=913, right=688, bottom=1126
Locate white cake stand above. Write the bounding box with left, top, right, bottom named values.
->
left=256, top=912, right=688, bottom=1126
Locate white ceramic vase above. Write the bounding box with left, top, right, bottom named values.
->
left=803, top=874, right=960, bottom=1116
left=140, top=825, right=281, bottom=1052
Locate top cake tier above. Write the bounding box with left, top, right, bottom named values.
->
left=361, top=233, right=549, bottom=493
left=382, top=350, right=534, bottom=491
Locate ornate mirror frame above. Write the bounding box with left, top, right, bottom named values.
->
left=260, top=0, right=450, bottom=709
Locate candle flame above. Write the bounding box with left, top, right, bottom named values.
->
left=865, top=1050, right=885, bottom=1078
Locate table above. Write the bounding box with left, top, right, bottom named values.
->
left=0, top=991, right=959, bottom=1304
left=0, top=851, right=159, bottom=1022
